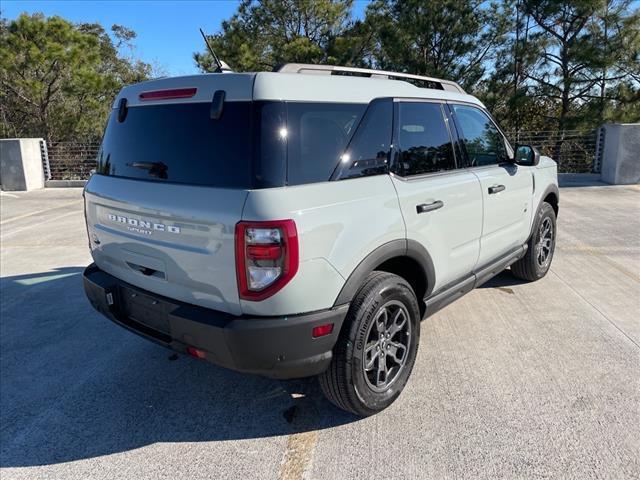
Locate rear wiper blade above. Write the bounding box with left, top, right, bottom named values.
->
left=127, top=162, right=168, bottom=179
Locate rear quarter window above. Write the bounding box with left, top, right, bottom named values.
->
left=285, top=103, right=366, bottom=185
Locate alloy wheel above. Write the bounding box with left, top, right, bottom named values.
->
left=536, top=217, right=554, bottom=269
left=362, top=300, right=412, bottom=392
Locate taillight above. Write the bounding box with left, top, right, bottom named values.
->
left=235, top=220, right=299, bottom=301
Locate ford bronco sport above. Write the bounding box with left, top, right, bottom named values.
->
left=83, top=64, right=559, bottom=416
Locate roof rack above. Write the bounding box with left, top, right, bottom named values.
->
left=277, top=63, right=465, bottom=94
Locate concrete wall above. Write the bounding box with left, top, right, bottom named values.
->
left=0, top=138, right=45, bottom=191
left=601, top=123, right=640, bottom=185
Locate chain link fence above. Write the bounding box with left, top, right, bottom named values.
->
left=44, top=129, right=599, bottom=180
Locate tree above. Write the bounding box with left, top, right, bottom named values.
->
left=0, top=13, right=152, bottom=142
left=194, top=0, right=359, bottom=72
left=363, top=0, right=511, bottom=89
left=589, top=0, right=640, bottom=124
left=520, top=0, right=603, bottom=142
left=482, top=0, right=639, bottom=136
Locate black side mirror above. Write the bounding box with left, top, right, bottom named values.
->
left=514, top=144, right=540, bottom=166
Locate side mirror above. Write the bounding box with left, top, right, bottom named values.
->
left=514, top=144, right=540, bottom=166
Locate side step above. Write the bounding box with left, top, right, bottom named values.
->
left=423, top=244, right=528, bottom=318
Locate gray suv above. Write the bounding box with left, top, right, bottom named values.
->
left=83, top=64, right=559, bottom=415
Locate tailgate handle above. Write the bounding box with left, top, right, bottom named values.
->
left=126, top=261, right=165, bottom=279
left=140, top=267, right=157, bottom=276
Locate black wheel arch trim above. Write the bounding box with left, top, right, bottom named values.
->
left=332, top=239, right=436, bottom=307
left=528, top=183, right=559, bottom=242
left=538, top=183, right=559, bottom=215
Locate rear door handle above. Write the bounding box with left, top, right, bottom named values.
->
left=416, top=200, right=444, bottom=214
left=488, top=184, right=505, bottom=194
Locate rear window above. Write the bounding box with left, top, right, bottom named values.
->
left=97, top=100, right=366, bottom=188
left=97, top=102, right=252, bottom=187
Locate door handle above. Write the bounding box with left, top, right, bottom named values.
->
left=488, top=184, right=505, bottom=194
left=416, top=200, right=444, bottom=214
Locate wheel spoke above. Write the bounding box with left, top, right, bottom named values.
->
left=376, top=355, right=388, bottom=387
left=376, top=309, right=388, bottom=333
left=387, top=309, right=407, bottom=337
left=387, top=340, right=406, bottom=365
left=364, top=341, right=379, bottom=371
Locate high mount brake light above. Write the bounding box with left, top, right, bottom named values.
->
left=235, top=220, right=299, bottom=301
left=139, top=88, right=197, bottom=101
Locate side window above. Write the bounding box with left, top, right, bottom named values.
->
left=395, top=102, right=455, bottom=176
left=451, top=105, right=509, bottom=167
left=332, top=98, right=393, bottom=180
left=286, top=102, right=366, bottom=185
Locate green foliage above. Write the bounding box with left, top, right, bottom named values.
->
left=194, top=0, right=360, bottom=72
left=2, top=2, right=638, bottom=144
left=482, top=0, right=640, bottom=133
left=0, top=13, right=152, bottom=142
left=363, top=0, right=511, bottom=90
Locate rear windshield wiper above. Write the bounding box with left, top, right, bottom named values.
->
left=128, top=162, right=168, bottom=179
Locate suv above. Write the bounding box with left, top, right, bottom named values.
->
left=83, top=64, right=558, bottom=416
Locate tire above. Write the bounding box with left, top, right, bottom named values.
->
left=511, top=202, right=556, bottom=282
left=319, top=271, right=420, bottom=416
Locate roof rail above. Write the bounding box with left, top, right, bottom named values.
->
left=277, top=63, right=465, bottom=94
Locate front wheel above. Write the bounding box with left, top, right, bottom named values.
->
left=319, top=272, right=420, bottom=416
left=511, top=201, right=557, bottom=281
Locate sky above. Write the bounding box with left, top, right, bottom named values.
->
left=1, top=0, right=371, bottom=76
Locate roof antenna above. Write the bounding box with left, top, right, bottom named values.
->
left=199, top=28, right=223, bottom=73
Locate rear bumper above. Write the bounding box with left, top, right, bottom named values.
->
left=83, top=264, right=347, bottom=379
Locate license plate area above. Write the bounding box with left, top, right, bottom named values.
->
left=119, top=286, right=171, bottom=334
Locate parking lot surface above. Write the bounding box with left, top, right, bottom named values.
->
left=1, top=182, right=639, bottom=479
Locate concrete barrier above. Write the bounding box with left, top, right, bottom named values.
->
left=45, top=179, right=87, bottom=188
left=601, top=123, right=640, bottom=185
left=0, top=138, right=45, bottom=191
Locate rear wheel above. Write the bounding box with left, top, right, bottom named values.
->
left=319, top=272, right=420, bottom=416
left=511, top=202, right=556, bottom=281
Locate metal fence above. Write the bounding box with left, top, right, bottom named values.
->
left=44, top=129, right=599, bottom=180
left=46, top=142, right=100, bottom=180
left=507, top=129, right=599, bottom=173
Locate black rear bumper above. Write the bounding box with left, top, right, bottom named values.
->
left=83, top=264, right=347, bottom=379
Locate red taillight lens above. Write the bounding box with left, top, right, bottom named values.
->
left=139, top=88, right=197, bottom=101
left=246, top=245, right=282, bottom=261
left=235, top=220, right=299, bottom=301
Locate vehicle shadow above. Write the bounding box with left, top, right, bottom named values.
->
left=0, top=268, right=359, bottom=468
left=476, top=269, right=529, bottom=289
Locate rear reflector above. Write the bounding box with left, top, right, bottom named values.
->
left=246, top=245, right=282, bottom=261
left=139, top=88, right=197, bottom=101
left=312, top=323, right=334, bottom=338
left=186, top=346, right=206, bottom=359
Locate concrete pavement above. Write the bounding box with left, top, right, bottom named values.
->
left=1, top=184, right=639, bottom=479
